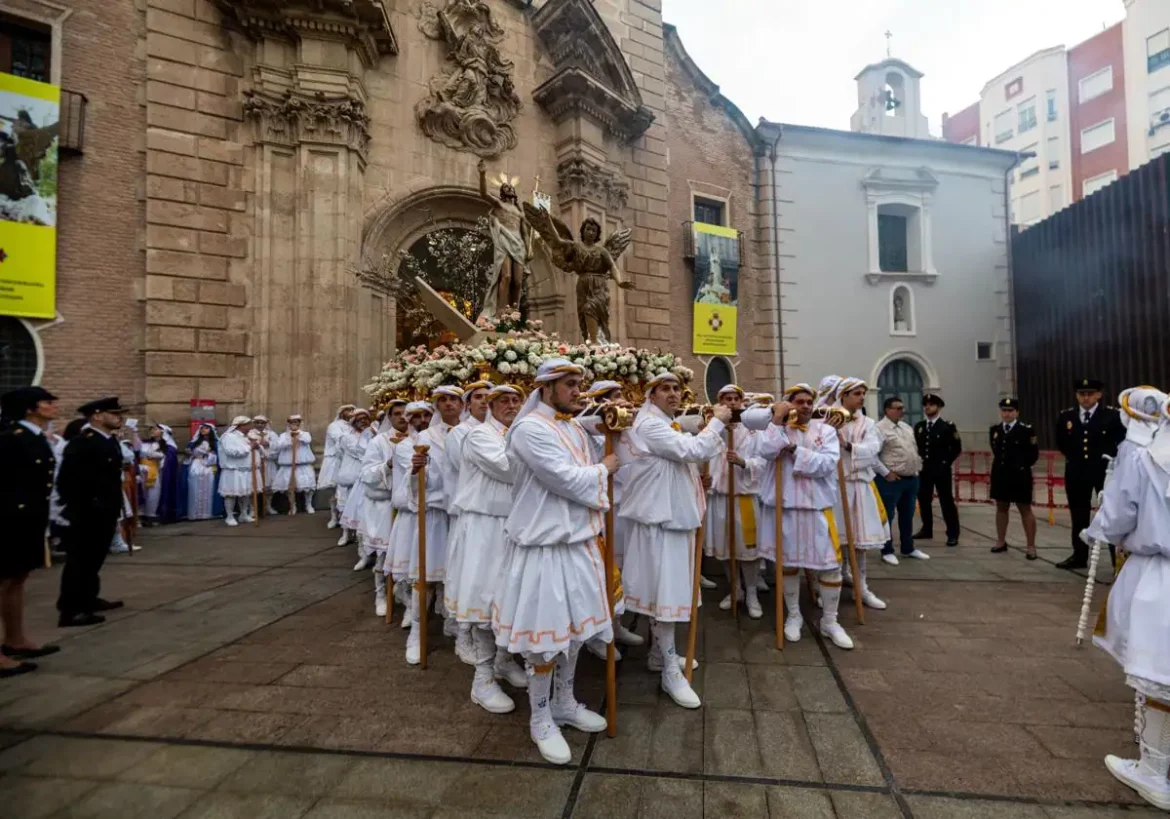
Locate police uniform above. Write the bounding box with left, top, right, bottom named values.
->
left=989, top=398, right=1039, bottom=505
left=913, top=393, right=962, bottom=544
left=1055, top=378, right=1125, bottom=568
left=0, top=387, right=57, bottom=580
left=56, top=397, right=127, bottom=626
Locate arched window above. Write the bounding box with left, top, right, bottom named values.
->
left=0, top=317, right=39, bottom=393
left=703, top=356, right=735, bottom=403
left=877, top=358, right=924, bottom=427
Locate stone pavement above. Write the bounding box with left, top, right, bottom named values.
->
left=0, top=506, right=1162, bottom=818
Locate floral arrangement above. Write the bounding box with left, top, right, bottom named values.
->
left=364, top=322, right=694, bottom=408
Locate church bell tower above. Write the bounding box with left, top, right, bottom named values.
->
left=850, top=57, right=932, bottom=140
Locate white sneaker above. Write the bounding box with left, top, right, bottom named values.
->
left=647, top=646, right=697, bottom=673
left=130, top=544, right=142, bottom=552
left=239, top=513, right=255, bottom=524
left=304, top=502, right=315, bottom=514
left=906, top=549, right=931, bottom=560
left=455, top=629, right=475, bottom=665
left=532, top=724, right=571, bottom=765
left=494, top=656, right=528, bottom=689
left=353, top=554, right=374, bottom=571
left=265, top=506, right=278, bottom=517
left=842, top=571, right=854, bottom=588
left=374, top=589, right=387, bottom=618
left=746, top=588, right=763, bottom=620
left=699, top=575, right=717, bottom=589
left=585, top=638, right=619, bottom=662
left=820, top=621, right=855, bottom=650
left=225, top=517, right=238, bottom=527
left=471, top=680, right=515, bottom=714
left=443, top=618, right=458, bottom=638
left=109, top=542, right=130, bottom=555
left=756, top=576, right=770, bottom=592
left=861, top=589, right=887, bottom=610
left=336, top=531, right=350, bottom=547
left=405, top=625, right=421, bottom=665
left=784, top=615, right=803, bottom=643
left=615, top=622, right=644, bottom=646
left=327, top=518, right=338, bottom=530
left=718, top=594, right=733, bottom=611
left=881, top=553, right=900, bottom=566
left=661, top=669, right=701, bottom=709
left=553, top=702, right=607, bottom=733
left=401, top=611, right=411, bottom=630
left=1105, top=755, right=1170, bottom=810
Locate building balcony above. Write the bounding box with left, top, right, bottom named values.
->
left=59, top=89, right=86, bottom=156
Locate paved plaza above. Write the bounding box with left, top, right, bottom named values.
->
left=0, top=505, right=1162, bottom=819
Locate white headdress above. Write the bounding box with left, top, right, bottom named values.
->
left=487, top=384, right=523, bottom=400
left=717, top=384, right=744, bottom=399
left=405, top=401, right=433, bottom=416
left=252, top=414, right=269, bottom=423
left=430, top=385, right=464, bottom=428
left=335, top=404, right=356, bottom=420
left=511, top=357, right=585, bottom=434
left=1148, top=394, right=1170, bottom=496
left=1118, top=386, right=1166, bottom=449
left=584, top=380, right=623, bottom=400
left=637, top=372, right=681, bottom=424
left=833, top=377, right=867, bottom=407
left=814, top=375, right=843, bottom=408
left=157, top=423, right=178, bottom=450
left=227, top=415, right=251, bottom=434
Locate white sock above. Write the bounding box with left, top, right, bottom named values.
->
left=651, top=620, right=677, bottom=668
left=741, top=560, right=759, bottom=594
left=783, top=571, right=800, bottom=618
left=1140, top=700, right=1170, bottom=779
left=552, top=644, right=582, bottom=714
left=526, top=660, right=555, bottom=739
left=857, top=552, right=870, bottom=594
left=723, top=560, right=742, bottom=595
left=819, top=570, right=843, bottom=626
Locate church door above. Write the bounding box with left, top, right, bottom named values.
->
left=877, top=358, right=924, bottom=427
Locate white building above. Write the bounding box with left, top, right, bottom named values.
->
left=758, top=60, right=1019, bottom=439
left=1123, top=0, right=1170, bottom=166
left=851, top=58, right=932, bottom=140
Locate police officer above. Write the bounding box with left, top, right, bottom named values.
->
left=56, top=397, right=127, bottom=627
left=989, top=398, right=1040, bottom=560
left=913, top=393, right=962, bottom=546
left=0, top=386, right=62, bottom=674
left=1055, top=378, right=1125, bottom=570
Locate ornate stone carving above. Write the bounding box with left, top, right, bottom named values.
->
left=215, top=0, right=398, bottom=66
left=531, top=0, right=653, bottom=141
left=414, top=0, right=522, bottom=158
left=243, top=90, right=372, bottom=160
left=556, top=156, right=628, bottom=213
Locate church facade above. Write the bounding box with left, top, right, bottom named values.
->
left=10, top=0, right=1015, bottom=442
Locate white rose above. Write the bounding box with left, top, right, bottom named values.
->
left=527, top=353, right=540, bottom=366
left=515, top=362, right=528, bottom=374
left=498, top=362, right=513, bottom=374
left=496, top=340, right=506, bottom=351
left=504, top=350, right=517, bottom=361
left=483, top=349, right=497, bottom=360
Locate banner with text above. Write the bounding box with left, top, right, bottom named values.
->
left=0, top=72, right=59, bottom=319
left=691, top=222, right=739, bottom=355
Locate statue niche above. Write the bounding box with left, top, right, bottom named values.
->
left=416, top=0, right=522, bottom=158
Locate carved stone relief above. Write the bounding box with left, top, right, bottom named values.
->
left=415, top=0, right=522, bottom=158
left=556, top=156, right=628, bottom=213
left=243, top=90, right=372, bottom=160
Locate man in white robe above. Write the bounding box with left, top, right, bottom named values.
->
left=273, top=415, right=316, bottom=514
left=445, top=381, right=490, bottom=659
left=704, top=384, right=763, bottom=618
left=620, top=372, right=728, bottom=709
left=252, top=415, right=279, bottom=515
left=320, top=404, right=356, bottom=529
left=386, top=403, right=432, bottom=626
left=217, top=416, right=260, bottom=526
left=491, top=359, right=619, bottom=765
left=833, top=378, right=892, bottom=610
left=1083, top=392, right=1170, bottom=811
left=446, top=384, right=528, bottom=713
left=746, top=384, right=854, bottom=650
left=357, top=400, right=407, bottom=613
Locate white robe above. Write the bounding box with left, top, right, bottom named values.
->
left=445, top=416, right=513, bottom=624
left=273, top=431, right=317, bottom=492
left=832, top=415, right=891, bottom=549
left=704, top=425, right=760, bottom=561
left=217, top=429, right=257, bottom=498
left=1085, top=449, right=1170, bottom=695
left=751, top=421, right=842, bottom=571
left=256, top=429, right=278, bottom=490
left=445, top=416, right=481, bottom=517
left=318, top=418, right=348, bottom=489
left=186, top=441, right=217, bottom=520
left=491, top=402, right=613, bottom=660
left=139, top=441, right=166, bottom=517
left=357, top=431, right=401, bottom=553
left=386, top=426, right=450, bottom=582
left=336, top=427, right=373, bottom=520
left=619, top=406, right=723, bottom=622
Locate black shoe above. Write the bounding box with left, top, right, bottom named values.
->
left=946, top=538, right=959, bottom=547
left=913, top=530, right=933, bottom=540
left=1055, top=556, right=1088, bottom=570
left=2, top=644, right=59, bottom=660
left=57, top=613, right=105, bottom=628
left=0, top=662, right=36, bottom=678
left=92, top=599, right=124, bottom=612
left=990, top=544, right=1008, bottom=554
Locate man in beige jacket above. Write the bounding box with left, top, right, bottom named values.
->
left=875, top=397, right=930, bottom=566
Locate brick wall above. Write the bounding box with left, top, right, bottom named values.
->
left=941, top=101, right=981, bottom=145
left=37, top=0, right=145, bottom=416
left=1069, top=23, right=1128, bottom=201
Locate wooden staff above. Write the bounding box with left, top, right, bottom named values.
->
left=124, top=463, right=139, bottom=555
left=384, top=508, right=398, bottom=626
left=250, top=446, right=260, bottom=528
left=836, top=461, right=865, bottom=626
left=415, top=444, right=430, bottom=669
left=725, top=425, right=738, bottom=619
left=774, top=456, right=785, bottom=650
left=603, top=427, right=619, bottom=738
left=685, top=462, right=709, bottom=684
left=258, top=455, right=267, bottom=518
left=288, top=430, right=299, bottom=516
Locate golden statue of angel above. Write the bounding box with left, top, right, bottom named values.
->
left=522, top=202, right=633, bottom=342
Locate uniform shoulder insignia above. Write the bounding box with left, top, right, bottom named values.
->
left=1021, top=422, right=1033, bottom=428
left=13, top=428, right=22, bottom=435
left=954, top=431, right=961, bottom=439
left=85, top=430, right=95, bottom=437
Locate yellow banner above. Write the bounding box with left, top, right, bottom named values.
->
left=0, top=72, right=59, bottom=319
left=692, top=222, right=739, bottom=355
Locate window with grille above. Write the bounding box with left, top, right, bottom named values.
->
left=878, top=212, right=909, bottom=273
left=0, top=317, right=39, bottom=393
left=703, top=356, right=735, bottom=403
left=0, top=18, right=51, bottom=83
left=1149, top=29, right=1170, bottom=74
left=693, top=197, right=726, bottom=227
left=877, top=359, right=925, bottom=428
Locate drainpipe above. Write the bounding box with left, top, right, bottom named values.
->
left=1003, top=153, right=1025, bottom=397
left=767, top=126, right=785, bottom=391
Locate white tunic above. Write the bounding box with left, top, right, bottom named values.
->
left=832, top=414, right=891, bottom=549
left=187, top=441, right=217, bottom=520
left=318, top=418, right=349, bottom=489
left=217, top=429, right=257, bottom=498
left=704, top=425, right=760, bottom=561
left=1085, top=449, right=1170, bottom=694
left=445, top=416, right=513, bottom=624
left=620, top=405, right=723, bottom=622
left=751, top=421, right=842, bottom=571
left=257, top=429, right=278, bottom=490
left=445, top=417, right=481, bottom=517
left=492, top=402, right=613, bottom=660
left=385, top=427, right=450, bottom=582
left=336, top=426, right=373, bottom=515
left=273, top=431, right=316, bottom=492
left=139, top=441, right=166, bottom=517
left=357, top=430, right=402, bottom=552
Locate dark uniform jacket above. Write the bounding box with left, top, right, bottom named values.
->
left=914, top=417, right=962, bottom=469
left=989, top=421, right=1040, bottom=503
left=0, top=422, right=56, bottom=529
left=1055, top=405, right=1124, bottom=474
left=57, top=427, right=125, bottom=525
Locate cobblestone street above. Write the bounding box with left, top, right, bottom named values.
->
left=0, top=506, right=1161, bottom=819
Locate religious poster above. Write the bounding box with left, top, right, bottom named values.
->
left=0, top=72, right=59, bottom=319
left=691, top=222, right=739, bottom=355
